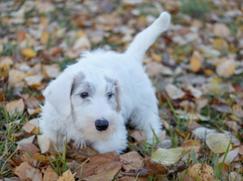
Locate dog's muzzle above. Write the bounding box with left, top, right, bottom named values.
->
left=95, top=119, right=109, bottom=131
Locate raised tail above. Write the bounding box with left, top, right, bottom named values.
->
left=125, top=12, right=171, bottom=61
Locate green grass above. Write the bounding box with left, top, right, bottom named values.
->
left=200, top=105, right=226, bottom=131
left=0, top=42, right=18, bottom=56
left=180, top=0, right=211, bottom=19
left=0, top=107, right=27, bottom=177
left=49, top=144, right=68, bottom=176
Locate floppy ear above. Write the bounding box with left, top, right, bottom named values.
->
left=43, top=72, right=75, bottom=117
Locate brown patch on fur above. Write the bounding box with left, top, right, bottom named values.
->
left=115, top=81, right=121, bottom=112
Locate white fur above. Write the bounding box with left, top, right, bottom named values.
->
left=40, top=12, right=171, bottom=153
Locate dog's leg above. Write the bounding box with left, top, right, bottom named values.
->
left=130, top=91, right=161, bottom=143
left=125, top=12, right=171, bottom=60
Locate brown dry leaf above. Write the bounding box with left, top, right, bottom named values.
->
left=213, top=23, right=230, bottom=38
left=144, top=159, right=168, bottom=175
left=190, top=51, right=202, bottom=72
left=40, top=31, right=49, bottom=45
left=22, top=121, right=38, bottom=134
left=8, top=69, right=26, bottom=86
left=120, top=151, right=144, bottom=172
left=37, top=135, right=51, bottom=153
left=181, top=139, right=201, bottom=153
left=80, top=152, right=121, bottom=180
left=43, top=166, right=59, bottom=181
left=165, top=84, right=185, bottom=100
left=186, top=85, right=202, bottom=98
left=24, top=74, right=43, bottom=88
left=145, top=62, right=173, bottom=77
left=188, top=163, right=215, bottom=181
left=43, top=64, right=60, bottom=78
left=216, top=60, right=236, bottom=78
left=17, top=143, right=40, bottom=154
left=14, top=162, right=42, bottom=181
left=57, top=170, right=75, bottom=181
left=21, top=48, right=37, bottom=59
left=130, top=130, right=146, bottom=142
left=5, top=99, right=25, bottom=115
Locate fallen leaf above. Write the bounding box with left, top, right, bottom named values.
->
left=14, top=162, right=42, bottom=181
left=57, top=170, right=75, bottom=181
left=144, top=159, right=168, bottom=175
left=181, top=139, right=201, bottom=153
left=216, top=60, right=236, bottom=78
left=151, top=147, right=184, bottom=166
left=213, top=23, right=230, bottom=38
left=188, top=163, right=215, bottom=181
left=43, top=64, right=60, bottom=78
left=40, top=31, right=49, bottom=45
left=192, top=127, right=217, bottom=140
left=145, top=62, right=173, bottom=77
left=73, top=34, right=91, bottom=51
left=120, top=151, right=144, bottom=172
left=5, top=99, right=25, bottom=115
left=130, top=130, right=146, bottom=142
left=206, top=133, right=231, bottom=153
left=8, top=69, right=26, bottom=87
left=218, top=148, right=239, bottom=164
left=186, top=85, right=202, bottom=98
left=190, top=51, right=202, bottom=72
left=212, top=38, right=228, bottom=50
left=17, top=135, right=35, bottom=147
left=37, top=135, right=51, bottom=153
left=228, top=171, right=242, bottom=181
left=80, top=152, right=121, bottom=180
left=21, top=48, right=37, bottom=59
left=43, top=166, right=59, bottom=181
left=24, top=74, right=43, bottom=88
left=17, top=143, right=40, bottom=154
left=22, top=121, right=38, bottom=134
left=165, top=84, right=185, bottom=100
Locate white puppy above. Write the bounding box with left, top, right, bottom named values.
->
left=40, top=12, right=171, bottom=153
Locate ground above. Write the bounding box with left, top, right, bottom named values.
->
left=0, top=0, right=242, bottom=180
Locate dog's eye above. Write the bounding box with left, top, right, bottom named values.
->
left=107, top=92, right=114, bottom=99
left=80, top=92, right=89, bottom=99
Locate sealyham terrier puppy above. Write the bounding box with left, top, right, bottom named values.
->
left=40, top=12, right=171, bottom=153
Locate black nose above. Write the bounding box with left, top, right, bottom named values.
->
left=95, top=119, right=109, bottom=131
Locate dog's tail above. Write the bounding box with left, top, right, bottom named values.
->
left=125, top=12, right=171, bottom=62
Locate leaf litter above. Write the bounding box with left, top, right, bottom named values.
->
left=0, top=0, right=242, bottom=180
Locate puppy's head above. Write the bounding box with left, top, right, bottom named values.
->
left=43, top=67, right=123, bottom=143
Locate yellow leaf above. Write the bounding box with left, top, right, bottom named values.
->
left=190, top=51, right=202, bottom=72
left=212, top=38, right=228, bottom=51
left=206, top=133, right=231, bottom=154
left=151, top=147, right=184, bottom=165
left=21, top=48, right=37, bottom=58
left=151, top=53, right=162, bottom=62
left=41, top=31, right=49, bottom=44
left=57, top=170, right=75, bottom=181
